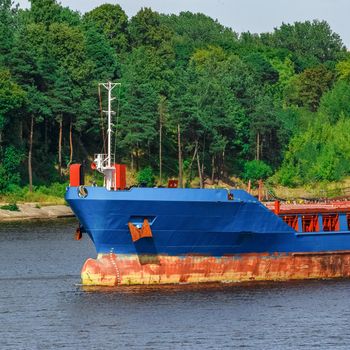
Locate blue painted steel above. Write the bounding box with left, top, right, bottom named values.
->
left=65, top=186, right=350, bottom=256
left=340, top=214, right=348, bottom=230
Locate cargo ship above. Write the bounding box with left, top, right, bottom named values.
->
left=65, top=82, right=350, bottom=286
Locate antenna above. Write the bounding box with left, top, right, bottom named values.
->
left=99, top=82, right=121, bottom=167
left=94, top=82, right=121, bottom=190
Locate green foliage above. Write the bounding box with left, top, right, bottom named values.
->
left=83, top=4, right=128, bottom=52
left=47, top=22, right=92, bottom=82
left=244, top=52, right=279, bottom=84
left=336, top=59, right=350, bottom=81
left=129, top=8, right=172, bottom=49
left=266, top=20, right=345, bottom=69
left=0, top=69, right=26, bottom=131
left=243, top=160, right=272, bottom=183
left=271, top=57, right=295, bottom=85
left=0, top=0, right=18, bottom=66
left=83, top=25, right=118, bottom=80
left=137, top=167, right=155, bottom=187
left=118, top=47, right=160, bottom=166
left=0, top=146, right=24, bottom=193
left=319, top=80, right=350, bottom=122
left=35, top=182, right=67, bottom=197
left=285, top=65, right=334, bottom=111
left=0, top=182, right=67, bottom=203
left=0, top=0, right=349, bottom=192
left=0, top=202, right=19, bottom=211
left=277, top=118, right=350, bottom=186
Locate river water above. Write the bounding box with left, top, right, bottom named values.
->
left=1, top=219, right=350, bottom=349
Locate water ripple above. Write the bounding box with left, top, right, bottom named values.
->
left=1, top=220, right=350, bottom=349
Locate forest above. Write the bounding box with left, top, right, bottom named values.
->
left=1, top=0, right=350, bottom=197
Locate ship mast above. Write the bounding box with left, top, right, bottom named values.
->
left=100, top=81, right=120, bottom=167
left=94, top=81, right=121, bottom=190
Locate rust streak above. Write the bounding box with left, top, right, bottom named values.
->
left=81, top=251, right=350, bottom=286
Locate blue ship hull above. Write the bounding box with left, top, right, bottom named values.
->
left=65, top=187, right=350, bottom=285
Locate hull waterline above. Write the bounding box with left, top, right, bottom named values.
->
left=81, top=252, right=350, bottom=286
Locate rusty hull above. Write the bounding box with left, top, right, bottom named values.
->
left=81, top=252, right=350, bottom=286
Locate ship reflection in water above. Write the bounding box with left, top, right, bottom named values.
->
left=1, top=219, right=350, bottom=349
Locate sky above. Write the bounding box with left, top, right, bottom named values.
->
left=16, top=0, right=350, bottom=48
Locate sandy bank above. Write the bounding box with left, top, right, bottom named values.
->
left=0, top=203, right=74, bottom=222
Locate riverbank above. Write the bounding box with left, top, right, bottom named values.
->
left=0, top=203, right=74, bottom=222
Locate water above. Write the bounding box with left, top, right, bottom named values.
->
left=1, top=219, right=350, bottom=350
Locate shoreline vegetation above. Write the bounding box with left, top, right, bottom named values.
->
left=0, top=202, right=73, bottom=222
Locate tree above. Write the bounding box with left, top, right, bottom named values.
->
left=249, top=94, right=284, bottom=167
left=243, top=160, right=272, bottom=183
left=276, top=117, right=350, bottom=186
left=158, top=95, right=167, bottom=185
left=9, top=21, right=50, bottom=190
left=0, top=0, right=18, bottom=67
left=0, top=145, right=24, bottom=193
left=30, top=0, right=61, bottom=25
left=2, top=1, right=350, bottom=191
left=190, top=47, right=251, bottom=179
left=129, top=8, right=172, bottom=49
left=319, top=80, right=350, bottom=123
left=0, top=69, right=26, bottom=146
left=267, top=20, right=345, bottom=70
left=284, top=65, right=334, bottom=112
left=169, top=65, right=202, bottom=183
left=83, top=4, right=128, bottom=53
left=336, top=58, right=350, bottom=82
left=83, top=25, right=118, bottom=81
left=244, top=52, right=279, bottom=84
left=118, top=47, right=160, bottom=170
left=0, top=70, right=26, bottom=192
left=46, top=22, right=93, bottom=172
left=161, top=12, right=238, bottom=65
